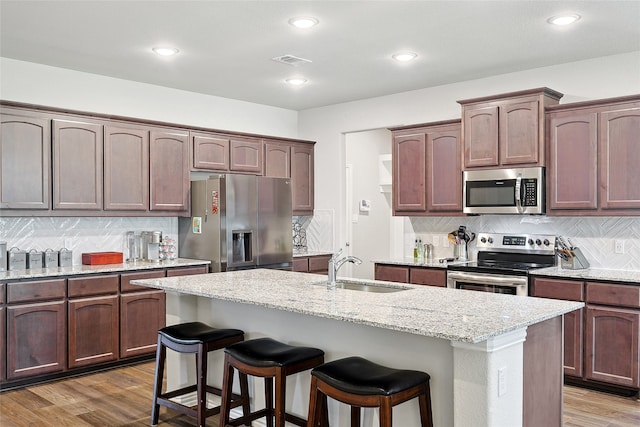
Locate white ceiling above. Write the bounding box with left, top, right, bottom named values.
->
left=1, top=1, right=639, bottom=111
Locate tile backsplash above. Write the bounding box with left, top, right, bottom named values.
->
left=407, top=215, right=640, bottom=271
left=1, top=217, right=177, bottom=266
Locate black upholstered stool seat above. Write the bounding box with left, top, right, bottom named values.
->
left=220, top=337, right=325, bottom=427
left=159, top=322, right=244, bottom=345
left=307, top=356, right=434, bottom=427
left=311, top=356, right=431, bottom=396
left=224, top=337, right=325, bottom=367
left=151, top=322, right=246, bottom=427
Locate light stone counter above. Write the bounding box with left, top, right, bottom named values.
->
left=133, top=269, right=581, bottom=344
left=133, top=269, right=581, bottom=427
left=0, top=258, right=210, bottom=281
left=531, top=266, right=639, bottom=284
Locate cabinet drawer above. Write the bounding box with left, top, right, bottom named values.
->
left=68, top=274, right=119, bottom=298
left=120, top=269, right=165, bottom=293
left=374, top=264, right=409, bottom=283
left=7, top=279, right=66, bottom=303
left=531, top=278, right=584, bottom=301
left=166, top=265, right=208, bottom=277
left=410, top=268, right=446, bottom=287
left=308, top=255, right=331, bottom=273
left=292, top=257, right=309, bottom=273
left=586, top=282, right=640, bottom=308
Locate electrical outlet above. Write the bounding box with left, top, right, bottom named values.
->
left=64, top=238, right=72, bottom=249
left=498, top=367, right=507, bottom=396
left=615, top=240, right=625, bottom=254
left=443, top=235, right=449, bottom=248
left=432, top=235, right=439, bottom=247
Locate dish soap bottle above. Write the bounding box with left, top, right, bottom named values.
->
left=413, top=239, right=419, bottom=261
left=417, top=237, right=424, bottom=262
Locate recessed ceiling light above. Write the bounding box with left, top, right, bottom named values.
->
left=285, top=77, right=308, bottom=86
left=392, top=52, right=418, bottom=62
left=547, top=14, right=581, bottom=26
left=152, top=47, right=179, bottom=56
left=289, top=17, right=319, bottom=29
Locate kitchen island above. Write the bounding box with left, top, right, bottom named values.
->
left=132, top=269, right=583, bottom=427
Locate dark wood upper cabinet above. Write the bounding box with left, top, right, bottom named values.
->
left=104, top=125, right=149, bottom=211
left=192, top=132, right=230, bottom=171
left=291, top=142, right=315, bottom=215
left=230, top=137, right=263, bottom=174
left=52, top=119, right=103, bottom=210
left=150, top=129, right=190, bottom=212
left=264, top=140, right=291, bottom=178
left=458, top=88, right=563, bottom=169
left=547, top=111, right=598, bottom=210
left=0, top=109, right=51, bottom=209
left=391, top=120, right=462, bottom=216
left=599, top=106, right=640, bottom=210
left=546, top=95, right=640, bottom=216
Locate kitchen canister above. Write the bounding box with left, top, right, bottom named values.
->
left=44, top=248, right=59, bottom=268
left=8, top=247, right=27, bottom=271
left=59, top=248, right=73, bottom=267
left=27, top=249, right=43, bottom=269
left=0, top=241, right=6, bottom=271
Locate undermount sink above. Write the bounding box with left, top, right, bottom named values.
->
left=310, top=279, right=409, bottom=293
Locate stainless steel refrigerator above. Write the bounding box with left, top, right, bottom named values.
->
left=178, top=174, right=293, bottom=272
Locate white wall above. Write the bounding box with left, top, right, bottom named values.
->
left=0, top=58, right=298, bottom=138
left=299, top=51, right=640, bottom=271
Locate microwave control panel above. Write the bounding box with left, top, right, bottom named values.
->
left=523, top=179, right=538, bottom=206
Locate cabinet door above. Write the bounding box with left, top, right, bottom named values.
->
left=374, top=264, right=409, bottom=283
left=427, top=126, right=462, bottom=212
left=230, top=137, right=263, bottom=174
left=409, top=268, right=446, bottom=287
left=585, top=305, right=639, bottom=388
left=308, top=255, right=331, bottom=274
left=500, top=100, right=539, bottom=165
left=52, top=119, right=103, bottom=210
left=264, top=140, right=291, bottom=178
left=293, top=257, right=309, bottom=273
left=463, top=106, right=499, bottom=168
left=291, top=143, right=315, bottom=215
left=392, top=133, right=426, bottom=213
left=192, top=132, right=229, bottom=171
left=599, top=107, right=640, bottom=210
left=68, top=295, right=119, bottom=368
left=7, top=301, right=66, bottom=379
left=547, top=112, right=598, bottom=210
left=0, top=305, right=5, bottom=383
left=563, top=308, right=584, bottom=378
left=104, top=126, right=149, bottom=211
left=0, top=112, right=51, bottom=209
left=120, top=290, right=165, bottom=358
left=150, top=129, right=189, bottom=212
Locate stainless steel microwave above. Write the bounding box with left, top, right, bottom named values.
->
left=463, top=167, right=545, bottom=214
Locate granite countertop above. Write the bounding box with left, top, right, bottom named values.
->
left=0, top=258, right=210, bottom=281
left=293, top=250, right=334, bottom=258
left=530, top=266, right=639, bottom=284
left=372, top=257, right=464, bottom=269
left=132, top=269, right=583, bottom=344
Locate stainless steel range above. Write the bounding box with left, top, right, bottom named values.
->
left=446, top=232, right=557, bottom=296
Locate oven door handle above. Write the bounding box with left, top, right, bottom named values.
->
left=447, top=272, right=528, bottom=286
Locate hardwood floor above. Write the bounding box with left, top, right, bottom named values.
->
left=0, top=361, right=639, bottom=426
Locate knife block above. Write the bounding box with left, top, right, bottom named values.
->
left=560, top=247, right=590, bottom=270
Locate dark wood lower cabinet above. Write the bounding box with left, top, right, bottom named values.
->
left=375, top=263, right=446, bottom=287
left=562, top=308, right=584, bottom=378
left=68, top=295, right=119, bottom=368
left=374, top=264, right=409, bottom=283
left=585, top=305, right=639, bottom=388
left=120, top=290, right=166, bottom=359
left=6, top=301, right=66, bottom=379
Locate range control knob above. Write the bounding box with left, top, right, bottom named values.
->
left=535, top=239, right=542, bottom=246
left=487, top=237, right=493, bottom=244
left=528, top=238, right=534, bottom=245
left=543, top=239, right=550, bottom=246
left=480, top=237, right=487, bottom=243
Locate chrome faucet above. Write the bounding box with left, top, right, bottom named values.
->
left=327, top=249, right=362, bottom=288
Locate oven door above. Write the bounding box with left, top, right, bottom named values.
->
left=447, top=271, right=528, bottom=296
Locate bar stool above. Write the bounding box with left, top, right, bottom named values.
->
left=151, top=322, right=246, bottom=427
left=220, top=337, right=325, bottom=427
left=307, top=356, right=433, bottom=427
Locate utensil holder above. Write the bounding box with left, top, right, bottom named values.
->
left=560, top=247, right=590, bottom=270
